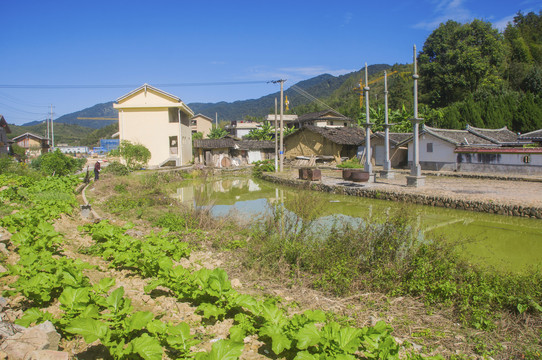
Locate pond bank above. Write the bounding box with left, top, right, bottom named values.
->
left=262, top=169, right=542, bottom=218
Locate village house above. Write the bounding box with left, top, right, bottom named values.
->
left=292, top=110, right=355, bottom=129
left=284, top=125, right=365, bottom=162
left=225, top=120, right=261, bottom=138
left=113, top=84, right=194, bottom=168
left=398, top=124, right=542, bottom=174
left=11, top=132, right=49, bottom=157
left=361, top=132, right=410, bottom=168
left=265, top=114, right=298, bottom=128
left=0, top=115, right=12, bottom=155
left=190, top=114, right=213, bottom=138
left=193, top=138, right=275, bottom=167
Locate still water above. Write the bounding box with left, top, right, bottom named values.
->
left=172, top=176, right=542, bottom=273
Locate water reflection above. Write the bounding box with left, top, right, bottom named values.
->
left=173, top=177, right=542, bottom=272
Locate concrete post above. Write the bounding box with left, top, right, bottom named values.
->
left=363, top=63, right=373, bottom=175
left=407, top=45, right=425, bottom=187
left=380, top=71, right=395, bottom=179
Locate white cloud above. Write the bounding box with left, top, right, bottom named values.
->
left=342, top=12, right=353, bottom=26
left=414, top=0, right=473, bottom=30
left=493, top=14, right=515, bottom=31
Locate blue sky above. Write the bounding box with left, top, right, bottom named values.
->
left=1, top=0, right=539, bottom=125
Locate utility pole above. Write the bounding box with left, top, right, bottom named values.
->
left=50, top=105, right=55, bottom=149
left=363, top=63, right=373, bottom=175
left=274, top=98, right=278, bottom=172
left=270, top=79, right=286, bottom=172
left=406, top=45, right=425, bottom=187
left=215, top=113, right=218, bottom=128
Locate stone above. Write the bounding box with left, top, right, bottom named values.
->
left=0, top=243, right=8, bottom=256
left=230, top=278, right=242, bottom=289
left=0, top=265, right=7, bottom=274
left=24, top=350, right=69, bottom=360
left=0, top=321, right=60, bottom=360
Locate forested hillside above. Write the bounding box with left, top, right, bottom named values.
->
left=291, top=11, right=542, bottom=134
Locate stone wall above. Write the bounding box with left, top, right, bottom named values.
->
left=261, top=174, right=542, bottom=219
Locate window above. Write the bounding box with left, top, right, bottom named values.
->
left=169, top=108, right=179, bottom=123
left=169, top=136, right=178, bottom=155
left=427, top=143, right=433, bottom=153
left=523, top=155, right=531, bottom=164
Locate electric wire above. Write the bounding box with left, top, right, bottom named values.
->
left=289, top=84, right=346, bottom=117
left=0, top=80, right=270, bottom=89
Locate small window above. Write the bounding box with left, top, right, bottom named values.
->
left=523, top=155, right=531, bottom=164
left=169, top=108, right=179, bottom=123
left=427, top=143, right=433, bottom=153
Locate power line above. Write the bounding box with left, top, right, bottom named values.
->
left=0, top=91, right=50, bottom=107
left=0, top=80, right=271, bottom=89
left=0, top=102, right=50, bottom=115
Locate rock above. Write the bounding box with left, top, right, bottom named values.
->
left=0, top=350, right=7, bottom=360
left=0, top=322, right=25, bottom=339
left=0, top=321, right=60, bottom=360
left=0, top=244, right=8, bottom=256
left=24, top=350, right=69, bottom=360
left=230, top=278, right=242, bottom=289
left=0, top=265, right=7, bottom=274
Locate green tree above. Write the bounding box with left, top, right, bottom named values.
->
left=192, top=132, right=203, bottom=140
left=112, top=141, right=151, bottom=170
left=245, top=122, right=273, bottom=140
left=207, top=127, right=228, bottom=139
left=419, top=19, right=506, bottom=107
left=31, top=149, right=84, bottom=176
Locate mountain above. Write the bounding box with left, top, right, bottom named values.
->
left=23, top=101, right=117, bottom=129
left=19, top=64, right=391, bottom=130
left=189, top=64, right=391, bottom=120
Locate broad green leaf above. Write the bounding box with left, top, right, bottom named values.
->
left=125, top=311, right=153, bottom=332
left=59, top=287, right=90, bottom=310
left=93, top=277, right=116, bottom=294
left=304, top=309, right=327, bottom=323
left=147, top=319, right=167, bottom=336
left=197, top=339, right=244, bottom=360
left=198, top=302, right=226, bottom=319
left=80, top=304, right=100, bottom=319
left=232, top=294, right=259, bottom=313
left=229, top=325, right=246, bottom=343
left=106, top=286, right=125, bottom=313
left=14, top=308, right=53, bottom=327
left=158, top=256, right=173, bottom=271
left=167, top=322, right=199, bottom=351
left=295, top=323, right=321, bottom=350
left=65, top=318, right=109, bottom=343
left=294, top=351, right=319, bottom=360
left=259, top=324, right=291, bottom=355
left=337, top=327, right=362, bottom=354
left=127, top=333, right=163, bottom=360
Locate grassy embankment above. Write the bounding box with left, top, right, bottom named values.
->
left=88, top=169, right=542, bottom=359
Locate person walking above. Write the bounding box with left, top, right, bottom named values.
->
left=94, top=161, right=101, bottom=181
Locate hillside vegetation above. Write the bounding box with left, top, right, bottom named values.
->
left=290, top=11, right=542, bottom=134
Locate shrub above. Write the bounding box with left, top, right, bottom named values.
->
left=102, top=161, right=130, bottom=176
left=110, top=141, right=151, bottom=170
left=337, top=157, right=364, bottom=169
left=252, top=159, right=275, bottom=177
left=30, top=149, right=84, bottom=176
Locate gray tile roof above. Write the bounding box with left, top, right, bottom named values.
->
left=519, top=129, right=542, bottom=139
left=296, top=110, right=354, bottom=124
left=193, top=138, right=235, bottom=149
left=466, top=125, right=518, bottom=143
left=290, top=125, right=365, bottom=145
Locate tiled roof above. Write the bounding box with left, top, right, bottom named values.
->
left=425, top=126, right=493, bottom=145
left=519, top=129, right=542, bottom=139
left=466, top=125, right=518, bottom=143
left=193, top=138, right=235, bottom=149
left=234, top=140, right=275, bottom=150
left=12, top=132, right=49, bottom=142
left=296, top=110, right=353, bottom=123
left=290, top=125, right=365, bottom=145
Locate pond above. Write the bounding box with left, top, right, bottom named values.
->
left=172, top=176, right=542, bottom=273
